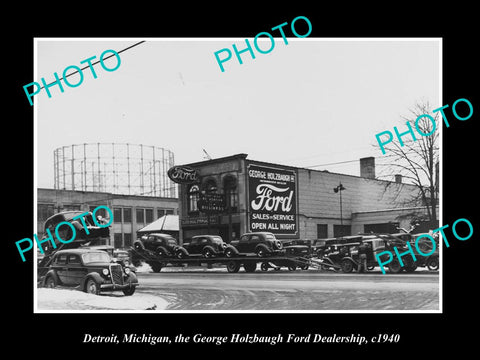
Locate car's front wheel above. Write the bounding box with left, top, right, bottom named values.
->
left=44, top=275, right=57, bottom=288
left=203, top=247, right=214, bottom=258
left=85, top=278, right=100, bottom=295
left=256, top=246, right=269, bottom=258
left=225, top=247, right=237, bottom=258
left=426, top=256, right=439, bottom=271
left=123, top=286, right=136, bottom=296
left=176, top=249, right=187, bottom=259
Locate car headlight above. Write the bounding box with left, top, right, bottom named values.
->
left=102, top=268, right=109, bottom=276
left=124, top=267, right=131, bottom=275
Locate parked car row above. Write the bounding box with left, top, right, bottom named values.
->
left=313, top=233, right=439, bottom=273
left=132, top=230, right=439, bottom=274
left=133, top=231, right=290, bottom=259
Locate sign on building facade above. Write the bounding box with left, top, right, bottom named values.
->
left=247, top=163, right=298, bottom=237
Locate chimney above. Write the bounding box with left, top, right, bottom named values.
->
left=395, top=174, right=402, bottom=184
left=360, top=157, right=375, bottom=179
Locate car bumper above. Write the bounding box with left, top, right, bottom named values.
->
left=100, top=282, right=139, bottom=291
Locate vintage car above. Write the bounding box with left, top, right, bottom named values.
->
left=42, top=249, right=138, bottom=295
left=340, top=234, right=417, bottom=273
left=175, top=235, right=227, bottom=258
left=224, top=232, right=284, bottom=257
left=407, top=233, right=439, bottom=271
left=82, top=245, right=136, bottom=272
left=41, top=211, right=110, bottom=253
left=37, top=211, right=111, bottom=281
left=113, top=248, right=133, bottom=265
left=322, top=241, right=361, bottom=272
left=133, top=233, right=180, bottom=258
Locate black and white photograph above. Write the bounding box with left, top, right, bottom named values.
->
left=33, top=37, right=441, bottom=312
left=7, top=5, right=478, bottom=356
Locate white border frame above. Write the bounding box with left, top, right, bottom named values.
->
left=33, top=37, right=443, bottom=314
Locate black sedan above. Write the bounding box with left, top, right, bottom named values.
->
left=42, top=249, right=138, bottom=295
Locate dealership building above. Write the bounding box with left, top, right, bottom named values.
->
left=177, top=153, right=437, bottom=243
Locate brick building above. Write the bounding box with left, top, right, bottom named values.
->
left=37, top=188, right=179, bottom=248
left=177, top=154, right=436, bottom=243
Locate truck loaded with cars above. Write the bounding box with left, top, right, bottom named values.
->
left=131, top=229, right=439, bottom=274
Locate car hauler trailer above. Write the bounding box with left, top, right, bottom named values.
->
left=129, top=245, right=340, bottom=273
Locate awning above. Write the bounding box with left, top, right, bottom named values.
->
left=137, top=215, right=179, bottom=234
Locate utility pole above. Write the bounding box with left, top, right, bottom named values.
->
left=333, top=183, right=346, bottom=228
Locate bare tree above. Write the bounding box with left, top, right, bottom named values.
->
left=376, top=101, right=439, bottom=222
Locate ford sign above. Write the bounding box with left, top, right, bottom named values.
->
left=167, top=166, right=199, bottom=184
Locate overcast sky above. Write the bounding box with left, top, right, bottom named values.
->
left=35, top=38, right=440, bottom=189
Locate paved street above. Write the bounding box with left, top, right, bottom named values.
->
left=135, top=268, right=439, bottom=311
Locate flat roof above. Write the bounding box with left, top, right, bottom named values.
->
left=181, top=153, right=416, bottom=186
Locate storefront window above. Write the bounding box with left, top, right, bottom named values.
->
left=223, top=175, right=238, bottom=212
left=188, top=184, right=200, bottom=213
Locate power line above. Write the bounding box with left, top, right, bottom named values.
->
left=39, top=40, right=146, bottom=89
left=305, top=154, right=398, bottom=169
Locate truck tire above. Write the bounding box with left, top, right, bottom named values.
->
left=388, top=260, right=402, bottom=274
left=226, top=261, right=240, bottom=273
left=404, top=264, right=417, bottom=273
left=243, top=262, right=257, bottom=273
left=341, top=258, right=354, bottom=273
left=149, top=262, right=163, bottom=273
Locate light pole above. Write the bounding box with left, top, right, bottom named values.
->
left=333, top=183, right=346, bottom=228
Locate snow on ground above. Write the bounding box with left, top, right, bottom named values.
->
left=37, top=288, right=169, bottom=311
left=135, top=261, right=228, bottom=273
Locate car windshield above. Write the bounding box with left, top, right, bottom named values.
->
left=81, top=252, right=111, bottom=264
left=265, top=234, right=276, bottom=240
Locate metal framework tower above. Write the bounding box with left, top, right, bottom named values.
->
left=53, top=143, right=177, bottom=198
